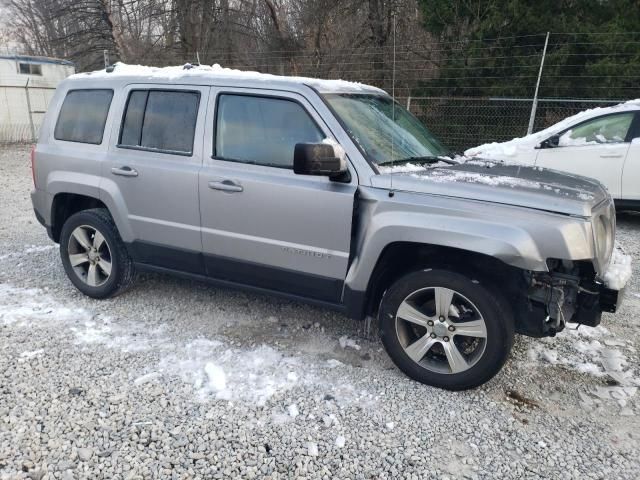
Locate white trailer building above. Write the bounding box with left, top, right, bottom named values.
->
left=0, top=55, right=75, bottom=142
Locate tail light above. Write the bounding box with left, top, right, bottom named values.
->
left=30, top=145, right=37, bottom=188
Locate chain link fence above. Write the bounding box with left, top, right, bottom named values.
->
left=205, top=31, right=638, bottom=152
left=2, top=32, right=638, bottom=148
left=403, top=97, right=623, bottom=152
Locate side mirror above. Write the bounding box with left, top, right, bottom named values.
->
left=539, top=134, right=560, bottom=149
left=294, top=141, right=349, bottom=181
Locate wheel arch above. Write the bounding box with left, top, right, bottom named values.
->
left=346, top=241, right=527, bottom=320
left=49, top=179, right=134, bottom=244
left=50, top=192, right=108, bottom=242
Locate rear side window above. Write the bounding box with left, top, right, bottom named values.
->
left=119, top=90, right=200, bottom=155
left=54, top=89, right=113, bottom=144
left=215, top=94, right=324, bottom=168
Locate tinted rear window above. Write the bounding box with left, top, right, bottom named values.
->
left=119, top=90, right=200, bottom=155
left=54, top=89, right=113, bottom=144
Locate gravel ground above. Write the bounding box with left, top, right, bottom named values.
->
left=1, top=144, right=639, bottom=479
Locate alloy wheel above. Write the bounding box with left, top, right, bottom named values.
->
left=67, top=225, right=112, bottom=287
left=395, top=286, right=488, bottom=374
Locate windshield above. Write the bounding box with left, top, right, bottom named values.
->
left=323, top=93, right=451, bottom=167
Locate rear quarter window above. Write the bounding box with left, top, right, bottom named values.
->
left=54, top=89, right=113, bottom=144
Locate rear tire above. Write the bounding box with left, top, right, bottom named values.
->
left=378, top=268, right=514, bottom=390
left=59, top=208, right=135, bottom=299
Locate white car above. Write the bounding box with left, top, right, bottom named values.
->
left=466, top=100, right=640, bottom=210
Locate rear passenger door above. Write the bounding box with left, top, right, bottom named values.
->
left=199, top=89, right=357, bottom=303
left=104, top=85, right=209, bottom=274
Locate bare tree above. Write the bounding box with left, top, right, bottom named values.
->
left=2, top=0, right=432, bottom=89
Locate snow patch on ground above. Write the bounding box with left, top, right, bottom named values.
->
left=604, top=245, right=633, bottom=291
left=0, top=244, right=55, bottom=261
left=157, top=339, right=306, bottom=405
left=133, top=371, right=162, bottom=386
left=307, top=442, right=319, bottom=456
left=527, top=321, right=638, bottom=388
left=339, top=335, right=361, bottom=350
left=24, top=245, right=55, bottom=254
left=19, top=349, right=44, bottom=359
left=71, top=318, right=171, bottom=353
left=204, top=363, right=227, bottom=393
left=0, top=284, right=87, bottom=326
left=1, top=284, right=374, bottom=408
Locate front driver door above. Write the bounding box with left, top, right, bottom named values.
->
left=199, top=89, right=357, bottom=303
left=535, top=112, right=634, bottom=198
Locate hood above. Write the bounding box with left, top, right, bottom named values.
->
left=374, top=161, right=609, bottom=217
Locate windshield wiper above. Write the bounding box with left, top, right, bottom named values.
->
left=381, top=155, right=458, bottom=166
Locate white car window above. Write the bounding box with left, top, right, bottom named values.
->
left=558, top=112, right=634, bottom=147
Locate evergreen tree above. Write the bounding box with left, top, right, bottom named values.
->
left=417, top=0, right=640, bottom=99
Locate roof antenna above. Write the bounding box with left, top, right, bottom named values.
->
left=389, top=9, right=397, bottom=197
left=104, top=50, right=116, bottom=72
left=196, top=51, right=201, bottom=66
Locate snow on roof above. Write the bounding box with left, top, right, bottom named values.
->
left=465, top=99, right=640, bottom=160
left=72, top=62, right=385, bottom=94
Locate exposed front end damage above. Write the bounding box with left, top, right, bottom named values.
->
left=520, top=253, right=628, bottom=338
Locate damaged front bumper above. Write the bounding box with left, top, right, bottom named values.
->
left=521, top=245, right=631, bottom=337
left=599, top=284, right=625, bottom=313
left=571, top=281, right=624, bottom=329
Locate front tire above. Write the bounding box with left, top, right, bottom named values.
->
left=379, top=269, right=514, bottom=390
left=59, top=208, right=135, bottom=299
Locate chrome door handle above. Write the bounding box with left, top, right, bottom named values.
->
left=111, top=166, right=138, bottom=177
left=208, top=180, right=243, bottom=192
left=600, top=153, right=623, bottom=158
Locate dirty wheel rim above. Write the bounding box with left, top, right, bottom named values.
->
left=395, top=286, right=487, bottom=375
left=67, top=225, right=112, bottom=287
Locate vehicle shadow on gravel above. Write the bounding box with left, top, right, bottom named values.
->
left=617, top=210, right=640, bottom=227
left=129, top=271, right=393, bottom=370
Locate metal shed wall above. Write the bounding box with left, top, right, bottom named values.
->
left=0, top=57, right=75, bottom=143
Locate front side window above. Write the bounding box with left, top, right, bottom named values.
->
left=54, top=89, right=113, bottom=144
left=323, top=93, right=451, bottom=166
left=215, top=94, right=324, bottom=168
left=558, top=113, right=635, bottom=147
left=119, top=90, right=200, bottom=155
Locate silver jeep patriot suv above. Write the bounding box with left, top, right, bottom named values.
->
left=31, top=63, right=628, bottom=390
